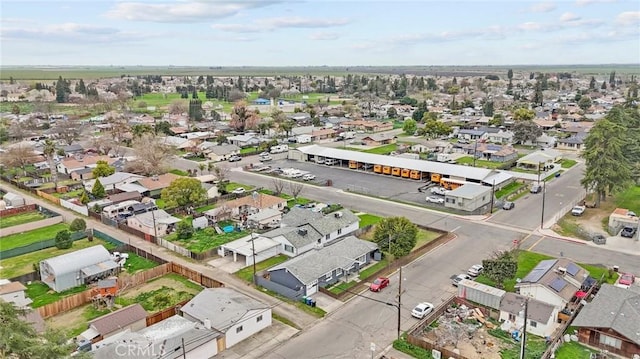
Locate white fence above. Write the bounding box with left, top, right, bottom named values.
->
left=156, top=237, right=192, bottom=258
left=60, top=199, right=89, bottom=216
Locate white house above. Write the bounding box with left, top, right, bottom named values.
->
left=499, top=293, right=559, bottom=338
left=84, top=172, right=143, bottom=192
left=217, top=234, right=281, bottom=266
left=0, top=280, right=32, bottom=308
left=126, top=209, right=181, bottom=237
left=180, top=288, right=272, bottom=349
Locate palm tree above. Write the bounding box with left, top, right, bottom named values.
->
left=198, top=163, right=206, bottom=176
left=42, top=139, right=58, bottom=189
left=207, top=161, right=216, bottom=174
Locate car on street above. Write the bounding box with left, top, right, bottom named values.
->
left=621, top=226, right=637, bottom=238
left=502, top=201, right=515, bottom=210
left=228, top=155, right=242, bottom=162
left=591, top=234, right=607, bottom=245
left=467, top=264, right=483, bottom=277
left=231, top=188, right=246, bottom=194
left=530, top=183, right=542, bottom=194
left=571, top=205, right=586, bottom=216
left=426, top=196, right=445, bottom=204
left=369, top=277, right=389, bottom=292
left=411, top=302, right=434, bottom=319
left=452, top=274, right=471, bottom=287
left=259, top=154, right=273, bottom=162
left=430, top=187, right=449, bottom=196
left=619, top=273, right=636, bottom=286
left=259, top=152, right=270, bottom=157
left=302, top=174, right=316, bottom=181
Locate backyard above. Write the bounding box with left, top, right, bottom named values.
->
left=166, top=224, right=248, bottom=253
left=455, top=156, right=507, bottom=170
left=0, top=223, right=70, bottom=250
left=0, top=238, right=116, bottom=279
left=495, top=182, right=526, bottom=200
left=235, top=254, right=289, bottom=282
left=0, top=210, right=47, bottom=229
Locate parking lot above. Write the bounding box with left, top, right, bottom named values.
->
left=249, top=158, right=448, bottom=209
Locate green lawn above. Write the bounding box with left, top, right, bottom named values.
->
left=495, top=182, right=525, bottom=199
left=475, top=251, right=618, bottom=292
left=195, top=204, right=216, bottom=213
left=25, top=282, right=88, bottom=308
left=414, top=228, right=440, bottom=250
left=169, top=169, right=189, bottom=176
left=0, top=223, right=70, bottom=250
left=235, top=255, right=289, bottom=282
left=0, top=211, right=47, bottom=229
left=359, top=257, right=389, bottom=279
left=363, top=144, right=398, bottom=154
left=554, top=340, right=596, bottom=359
left=134, top=92, right=234, bottom=113
left=240, top=147, right=259, bottom=155
left=52, top=189, right=85, bottom=199
left=489, top=329, right=547, bottom=359
left=122, top=253, right=158, bottom=273
left=166, top=226, right=248, bottom=253
left=616, top=185, right=640, bottom=213
left=357, top=213, right=383, bottom=228
left=455, top=156, right=505, bottom=169
left=0, top=239, right=116, bottom=279
left=225, top=182, right=253, bottom=192
left=559, top=159, right=577, bottom=168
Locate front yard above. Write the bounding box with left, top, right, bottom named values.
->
left=166, top=224, right=247, bottom=253
left=455, top=156, right=508, bottom=169
left=235, top=255, right=289, bottom=282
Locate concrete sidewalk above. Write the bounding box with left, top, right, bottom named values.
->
left=538, top=227, right=640, bottom=256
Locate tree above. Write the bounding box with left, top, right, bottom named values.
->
left=589, top=76, right=596, bottom=90
left=131, top=124, right=153, bottom=138
left=70, top=218, right=87, bottom=231
left=372, top=217, right=418, bottom=257
left=55, top=230, right=73, bottom=249
left=92, top=178, right=106, bottom=198
left=418, top=119, right=452, bottom=139
left=402, top=119, right=417, bottom=135
left=289, top=182, right=304, bottom=203
left=387, top=107, right=398, bottom=119
left=42, top=139, right=59, bottom=189
left=581, top=117, right=632, bottom=205
left=54, top=120, right=83, bottom=145
left=128, top=133, right=175, bottom=175
left=176, top=220, right=194, bottom=239
left=412, top=101, right=428, bottom=121
left=507, top=69, right=513, bottom=81
left=272, top=178, right=286, bottom=196
left=482, top=101, right=494, bottom=117
left=512, top=108, right=535, bottom=122
left=55, top=76, right=70, bottom=103
left=482, top=250, right=517, bottom=289
left=230, top=101, right=259, bottom=131
left=161, top=177, right=206, bottom=208
left=79, top=190, right=90, bottom=205
left=512, top=120, right=542, bottom=145
left=188, top=99, right=203, bottom=121
left=154, top=121, right=173, bottom=135
left=198, top=163, right=206, bottom=175
left=578, top=96, right=592, bottom=111
left=92, top=160, right=115, bottom=178
left=0, top=143, right=37, bottom=176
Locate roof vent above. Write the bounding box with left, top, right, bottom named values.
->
left=557, top=267, right=567, bottom=274
left=298, top=228, right=307, bottom=236
left=151, top=175, right=159, bottom=181
left=334, top=211, right=343, bottom=218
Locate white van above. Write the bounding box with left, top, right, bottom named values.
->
left=324, top=159, right=337, bottom=165
left=315, top=157, right=325, bottom=164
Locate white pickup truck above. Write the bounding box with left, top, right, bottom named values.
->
left=571, top=205, right=586, bottom=216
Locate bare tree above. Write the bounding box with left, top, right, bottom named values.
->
left=54, top=120, right=83, bottom=145
left=8, top=122, right=28, bottom=141
left=129, top=133, right=175, bottom=175
left=1, top=143, right=38, bottom=176
left=212, top=164, right=230, bottom=182
left=272, top=178, right=286, bottom=195
left=168, top=100, right=187, bottom=114
left=289, top=182, right=304, bottom=202
left=90, top=136, right=115, bottom=156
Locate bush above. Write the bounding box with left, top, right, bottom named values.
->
left=55, top=230, right=73, bottom=249
left=392, top=339, right=432, bottom=359
left=69, top=218, right=87, bottom=231
left=176, top=220, right=194, bottom=239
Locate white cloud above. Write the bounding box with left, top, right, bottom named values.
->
left=309, top=32, right=340, bottom=41
left=528, top=2, right=557, bottom=13
left=616, top=11, right=640, bottom=26
left=559, top=12, right=581, bottom=22
left=0, top=23, right=153, bottom=43
left=212, top=17, right=350, bottom=33
left=105, top=0, right=278, bottom=23
left=518, top=22, right=546, bottom=31
left=575, top=0, right=616, bottom=6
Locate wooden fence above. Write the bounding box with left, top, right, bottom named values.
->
left=0, top=203, right=36, bottom=217
left=170, top=262, right=225, bottom=288
left=117, top=263, right=171, bottom=291
left=36, top=190, right=61, bottom=205
left=145, top=299, right=190, bottom=327
left=37, top=289, right=94, bottom=319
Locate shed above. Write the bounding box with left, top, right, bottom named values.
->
left=444, top=183, right=492, bottom=212
left=192, top=216, right=209, bottom=230
left=3, top=192, right=25, bottom=207
left=457, top=279, right=505, bottom=310
left=39, top=245, right=119, bottom=292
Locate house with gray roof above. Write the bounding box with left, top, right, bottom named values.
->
left=516, top=149, right=562, bottom=170
left=81, top=304, right=148, bottom=342
left=444, top=183, right=492, bottom=212
left=39, top=245, right=119, bottom=292
left=266, top=236, right=379, bottom=296
left=227, top=134, right=260, bottom=148
left=572, top=284, right=640, bottom=358
left=181, top=288, right=271, bottom=350
left=126, top=209, right=180, bottom=237
left=202, top=143, right=240, bottom=162
left=498, top=293, right=559, bottom=338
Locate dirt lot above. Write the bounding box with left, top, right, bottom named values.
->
left=552, top=199, right=620, bottom=239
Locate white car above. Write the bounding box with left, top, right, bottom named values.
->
left=302, top=174, right=316, bottom=181
left=430, top=187, right=449, bottom=196
left=467, top=264, right=483, bottom=277
left=426, top=196, right=445, bottom=204
left=231, top=188, right=246, bottom=194
left=411, top=302, right=434, bottom=319
left=452, top=274, right=471, bottom=286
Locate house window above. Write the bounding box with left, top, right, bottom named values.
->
left=257, top=315, right=263, bottom=322
left=336, top=268, right=343, bottom=276
left=529, top=320, right=537, bottom=328
left=356, top=255, right=366, bottom=264
left=284, top=244, right=294, bottom=253
left=599, top=334, right=621, bottom=349
left=324, top=271, right=332, bottom=279
left=337, top=229, right=342, bottom=235
left=236, top=325, right=243, bottom=333
left=508, top=314, right=516, bottom=322
left=325, top=234, right=330, bottom=240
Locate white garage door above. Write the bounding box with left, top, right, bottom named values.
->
left=307, top=280, right=318, bottom=295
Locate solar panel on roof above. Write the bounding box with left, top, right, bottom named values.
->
left=566, top=263, right=580, bottom=276
left=521, top=259, right=557, bottom=283
left=549, top=278, right=567, bottom=292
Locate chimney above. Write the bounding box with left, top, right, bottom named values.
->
left=203, top=318, right=211, bottom=329
left=298, top=228, right=307, bottom=236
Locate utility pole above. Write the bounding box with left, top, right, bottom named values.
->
left=519, top=298, right=529, bottom=359
left=489, top=179, right=496, bottom=213
left=397, top=266, right=402, bottom=340
left=540, top=181, right=546, bottom=228
left=250, top=232, right=257, bottom=285
left=537, top=162, right=542, bottom=185
left=182, top=337, right=187, bottom=359
left=473, top=140, right=478, bottom=167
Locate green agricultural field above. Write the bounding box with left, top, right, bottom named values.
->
left=0, top=239, right=116, bottom=279
left=0, top=211, right=47, bottom=229
left=0, top=223, right=69, bottom=250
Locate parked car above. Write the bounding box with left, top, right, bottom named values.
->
left=502, top=201, right=515, bottom=210
left=467, top=264, right=483, bottom=277
left=411, top=302, right=434, bottom=319
left=426, top=196, right=445, bottom=204
left=452, top=274, right=471, bottom=287
left=621, top=226, right=637, bottom=238
left=430, top=187, right=448, bottom=196
left=302, top=174, right=316, bottom=181
left=370, top=277, right=390, bottom=292
left=259, top=155, right=273, bottom=162
left=259, top=152, right=270, bottom=157
left=530, top=183, right=542, bottom=194
left=231, top=188, right=246, bottom=194
left=591, top=234, right=607, bottom=245
left=571, top=205, right=586, bottom=216
left=619, top=273, right=636, bottom=286
left=228, top=155, right=242, bottom=162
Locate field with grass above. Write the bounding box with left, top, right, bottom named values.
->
left=0, top=223, right=69, bottom=250
left=554, top=340, right=596, bottom=359
left=0, top=211, right=47, bottom=229
left=475, top=251, right=618, bottom=292
left=225, top=182, right=254, bottom=192
left=489, top=328, right=547, bottom=359
left=455, top=156, right=505, bottom=169
left=116, top=274, right=201, bottom=312
left=495, top=182, right=526, bottom=199
left=363, top=144, right=398, bottom=155
left=26, top=282, right=88, bottom=308
left=0, top=238, right=116, bottom=279
left=235, top=255, right=288, bottom=282
left=122, top=253, right=159, bottom=273
left=559, top=159, right=577, bottom=168
left=357, top=213, right=383, bottom=228
left=166, top=226, right=247, bottom=253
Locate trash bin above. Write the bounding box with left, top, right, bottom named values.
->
left=305, top=297, right=312, bottom=305
left=302, top=296, right=308, bottom=304
left=310, top=299, right=316, bottom=307
left=555, top=172, right=561, bottom=178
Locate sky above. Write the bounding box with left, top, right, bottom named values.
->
left=1, top=0, right=639, bottom=66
